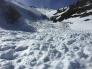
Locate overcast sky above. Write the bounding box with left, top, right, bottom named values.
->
left=15, top=0, right=79, bottom=9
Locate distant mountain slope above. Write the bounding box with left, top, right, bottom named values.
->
left=0, top=0, right=48, bottom=24
left=50, top=0, right=92, bottom=22
left=9, top=0, right=48, bottom=20
left=49, top=0, right=92, bottom=32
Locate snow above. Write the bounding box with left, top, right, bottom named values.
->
left=0, top=0, right=92, bottom=69
left=36, top=8, right=57, bottom=18
left=65, top=15, right=92, bottom=32
left=7, top=0, right=48, bottom=21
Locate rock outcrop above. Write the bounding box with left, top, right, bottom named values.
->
left=50, top=0, right=92, bottom=22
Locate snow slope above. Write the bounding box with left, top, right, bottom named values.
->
left=7, top=0, right=48, bottom=21
left=65, top=15, right=92, bottom=32
left=0, top=1, right=92, bottom=69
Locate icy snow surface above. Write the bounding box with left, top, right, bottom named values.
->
left=65, top=15, right=92, bottom=32
left=0, top=1, right=92, bottom=69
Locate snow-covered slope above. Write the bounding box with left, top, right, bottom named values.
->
left=50, top=0, right=92, bottom=32
left=0, top=0, right=92, bottom=69
left=8, top=0, right=48, bottom=21
left=64, top=15, right=92, bottom=32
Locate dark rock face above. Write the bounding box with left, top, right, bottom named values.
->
left=50, top=0, right=92, bottom=22
left=5, top=6, right=21, bottom=23
left=0, top=0, right=6, bottom=7
left=0, top=0, right=21, bottom=23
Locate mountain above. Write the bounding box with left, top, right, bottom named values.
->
left=0, top=0, right=92, bottom=69
left=50, top=0, right=92, bottom=31
left=0, top=0, right=48, bottom=24
left=50, top=0, right=92, bottom=22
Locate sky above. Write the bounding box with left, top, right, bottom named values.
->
left=15, top=0, right=79, bottom=9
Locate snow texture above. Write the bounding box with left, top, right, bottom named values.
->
left=0, top=0, right=92, bottom=69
